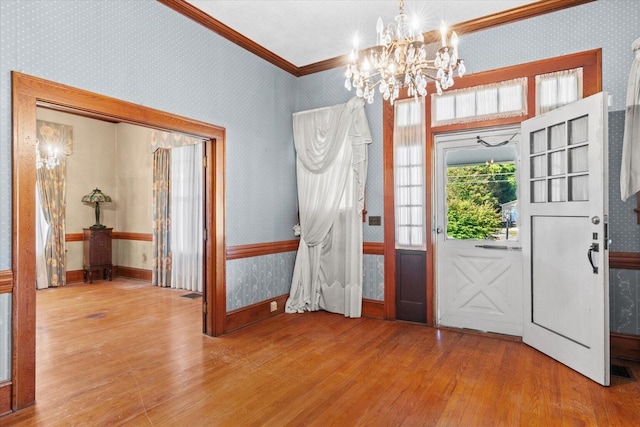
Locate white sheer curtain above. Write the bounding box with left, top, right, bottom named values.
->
left=285, top=97, right=371, bottom=318
left=170, top=143, right=204, bottom=292
left=35, top=187, right=50, bottom=289
left=621, top=37, right=640, bottom=201
left=536, top=68, right=583, bottom=115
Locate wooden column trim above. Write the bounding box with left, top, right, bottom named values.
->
left=11, top=71, right=226, bottom=412
left=0, top=270, right=13, bottom=294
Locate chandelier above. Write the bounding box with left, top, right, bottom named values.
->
left=35, top=140, right=62, bottom=170
left=344, top=0, right=466, bottom=104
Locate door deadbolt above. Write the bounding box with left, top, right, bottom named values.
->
left=591, top=216, right=600, bottom=225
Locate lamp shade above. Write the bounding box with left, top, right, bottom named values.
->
left=82, top=188, right=112, bottom=229
left=81, top=188, right=112, bottom=204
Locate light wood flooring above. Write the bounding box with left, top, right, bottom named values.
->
left=2, top=278, right=640, bottom=426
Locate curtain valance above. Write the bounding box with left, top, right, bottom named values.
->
left=149, top=129, right=205, bottom=153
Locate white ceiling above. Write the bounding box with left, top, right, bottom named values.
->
left=185, top=1, right=538, bottom=67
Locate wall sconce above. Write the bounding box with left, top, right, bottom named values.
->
left=81, top=188, right=112, bottom=229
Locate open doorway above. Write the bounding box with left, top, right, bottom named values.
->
left=11, top=72, right=226, bottom=411
left=435, top=127, right=523, bottom=336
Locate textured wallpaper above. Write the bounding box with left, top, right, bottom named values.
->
left=0, top=0, right=299, bottom=264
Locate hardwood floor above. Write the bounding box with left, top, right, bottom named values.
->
left=2, top=278, right=639, bottom=426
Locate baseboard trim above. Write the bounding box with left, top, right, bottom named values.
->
left=66, top=270, right=84, bottom=283
left=66, top=266, right=152, bottom=283
left=0, top=381, right=12, bottom=417
left=116, top=266, right=152, bottom=282
left=611, top=332, right=640, bottom=362
left=0, top=270, right=13, bottom=294
left=362, top=298, right=385, bottom=319
left=225, top=294, right=289, bottom=332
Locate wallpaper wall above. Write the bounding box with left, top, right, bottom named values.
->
left=0, top=0, right=299, bottom=269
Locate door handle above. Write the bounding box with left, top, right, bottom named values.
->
left=587, top=243, right=599, bottom=274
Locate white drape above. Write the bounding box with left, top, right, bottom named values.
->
left=35, top=187, right=50, bottom=289
left=620, top=37, right=640, bottom=201
left=285, top=97, right=371, bottom=318
left=170, top=143, right=204, bottom=292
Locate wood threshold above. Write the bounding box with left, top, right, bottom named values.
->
left=11, top=71, right=226, bottom=412
left=157, top=0, right=593, bottom=77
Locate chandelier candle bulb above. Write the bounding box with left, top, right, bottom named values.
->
left=343, top=0, right=465, bottom=104
left=440, top=21, right=447, bottom=46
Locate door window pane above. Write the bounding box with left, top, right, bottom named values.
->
left=569, top=115, right=588, bottom=145
left=548, top=123, right=566, bottom=150
left=445, top=145, right=518, bottom=241
left=569, top=175, right=589, bottom=201
left=548, top=178, right=566, bottom=202
left=548, top=150, right=566, bottom=176
left=569, top=146, right=588, bottom=173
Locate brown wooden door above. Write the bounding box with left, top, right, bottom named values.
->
left=395, top=249, right=427, bottom=323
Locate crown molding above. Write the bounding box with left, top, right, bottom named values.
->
left=156, top=0, right=299, bottom=76
left=159, top=0, right=595, bottom=77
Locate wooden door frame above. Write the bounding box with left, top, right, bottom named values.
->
left=383, top=49, right=602, bottom=325
left=10, top=72, right=226, bottom=411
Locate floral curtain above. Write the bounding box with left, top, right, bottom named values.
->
left=35, top=120, right=72, bottom=288
left=152, top=148, right=172, bottom=287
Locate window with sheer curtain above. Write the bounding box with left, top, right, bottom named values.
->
left=170, top=143, right=204, bottom=292
left=536, top=68, right=583, bottom=114
left=432, top=78, right=527, bottom=126
left=394, top=99, right=426, bottom=250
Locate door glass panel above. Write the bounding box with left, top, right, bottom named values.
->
left=548, top=123, right=566, bottom=149
left=569, top=146, right=588, bottom=173
left=548, top=150, right=566, bottom=176
left=569, top=175, right=589, bottom=201
left=531, top=154, right=546, bottom=178
left=531, top=180, right=546, bottom=203
left=531, top=129, right=546, bottom=154
left=548, top=177, right=566, bottom=202
left=445, top=145, right=518, bottom=241
left=569, top=115, right=588, bottom=145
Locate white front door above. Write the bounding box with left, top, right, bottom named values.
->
left=436, top=127, right=523, bottom=336
left=521, top=92, right=609, bottom=386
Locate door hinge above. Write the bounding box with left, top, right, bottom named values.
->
left=203, top=228, right=207, bottom=241
left=203, top=155, right=208, bottom=168
left=203, top=302, right=207, bottom=314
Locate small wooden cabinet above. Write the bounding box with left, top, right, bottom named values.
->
left=83, top=228, right=113, bottom=283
